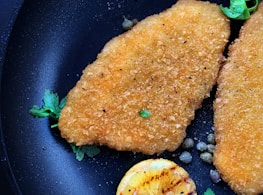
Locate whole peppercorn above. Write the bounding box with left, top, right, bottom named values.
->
left=196, top=141, right=207, bottom=152
left=179, top=151, right=192, bottom=164
left=200, top=152, right=213, bottom=164
left=210, top=169, right=221, bottom=183
left=207, top=144, right=215, bottom=154
left=207, top=133, right=215, bottom=144
left=122, top=17, right=137, bottom=31
left=182, top=138, right=194, bottom=149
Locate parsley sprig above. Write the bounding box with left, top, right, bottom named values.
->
left=220, top=0, right=259, bottom=20
left=70, top=144, right=100, bottom=161
left=29, top=89, right=100, bottom=161
left=29, top=89, right=66, bottom=127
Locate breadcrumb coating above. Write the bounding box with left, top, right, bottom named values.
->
left=213, top=2, right=263, bottom=194
left=58, top=0, right=230, bottom=155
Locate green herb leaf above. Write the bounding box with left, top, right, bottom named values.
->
left=138, top=109, right=151, bottom=118
left=29, top=89, right=65, bottom=122
left=30, top=89, right=101, bottom=161
left=70, top=144, right=101, bottom=161
left=220, top=0, right=259, bottom=20
left=204, top=188, right=215, bottom=195
left=59, top=96, right=67, bottom=110
left=42, top=89, right=61, bottom=120
left=29, top=105, right=50, bottom=118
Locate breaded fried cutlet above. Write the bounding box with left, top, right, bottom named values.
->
left=58, top=0, right=230, bottom=155
left=213, top=2, right=263, bottom=194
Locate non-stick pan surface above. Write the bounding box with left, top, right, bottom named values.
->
left=1, top=0, right=243, bottom=194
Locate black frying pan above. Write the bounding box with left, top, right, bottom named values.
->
left=1, top=0, right=243, bottom=194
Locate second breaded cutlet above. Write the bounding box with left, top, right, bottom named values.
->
left=58, top=0, right=230, bottom=155
left=213, top=2, right=263, bottom=194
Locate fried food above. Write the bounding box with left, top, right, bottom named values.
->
left=116, top=158, right=196, bottom=195
left=58, top=0, right=230, bottom=155
left=213, top=2, right=263, bottom=194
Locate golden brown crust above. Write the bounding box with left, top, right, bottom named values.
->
left=58, top=0, right=230, bottom=155
left=214, top=2, right=263, bottom=194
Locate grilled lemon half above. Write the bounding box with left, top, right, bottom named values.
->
left=116, top=158, right=197, bottom=195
